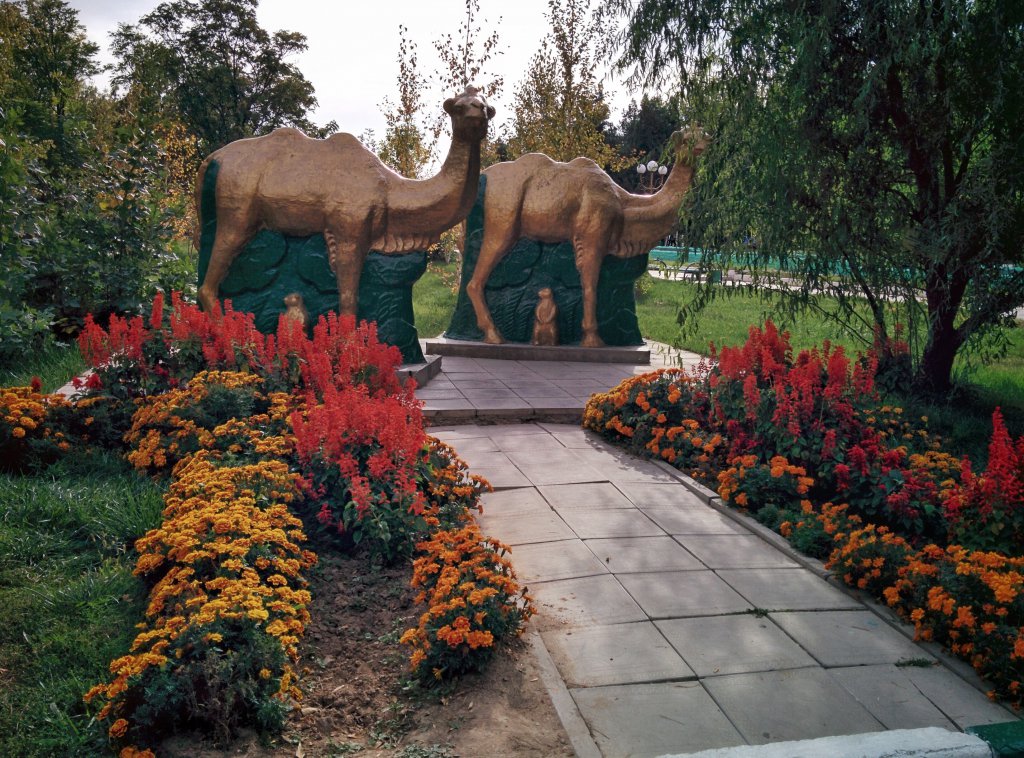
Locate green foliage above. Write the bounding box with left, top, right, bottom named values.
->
left=111, top=0, right=333, bottom=155
left=0, top=1, right=187, bottom=359
left=505, top=0, right=623, bottom=167
left=604, top=0, right=1024, bottom=393
left=377, top=25, right=435, bottom=178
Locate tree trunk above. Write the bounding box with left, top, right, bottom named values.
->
left=914, top=270, right=967, bottom=395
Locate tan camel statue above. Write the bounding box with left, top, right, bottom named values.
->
left=195, top=86, right=495, bottom=316
left=466, top=127, right=709, bottom=347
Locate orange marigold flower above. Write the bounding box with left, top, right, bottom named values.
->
left=109, top=718, right=129, bottom=738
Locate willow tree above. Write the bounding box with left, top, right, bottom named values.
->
left=603, top=0, right=1024, bottom=393
left=506, top=0, right=623, bottom=168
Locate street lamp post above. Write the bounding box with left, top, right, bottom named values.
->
left=636, top=159, right=668, bottom=193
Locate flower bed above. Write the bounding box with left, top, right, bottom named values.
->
left=584, top=322, right=1024, bottom=709
left=15, top=292, right=536, bottom=752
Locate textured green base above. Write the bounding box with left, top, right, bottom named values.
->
left=197, top=159, right=427, bottom=364
left=968, top=720, right=1024, bottom=757
left=445, top=176, right=646, bottom=346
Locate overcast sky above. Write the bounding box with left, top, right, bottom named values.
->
left=67, top=0, right=638, bottom=141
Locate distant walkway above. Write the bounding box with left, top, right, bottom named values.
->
left=428, top=422, right=1016, bottom=757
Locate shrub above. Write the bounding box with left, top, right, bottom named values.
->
left=945, top=409, right=1024, bottom=554
left=84, top=454, right=315, bottom=751
left=402, top=522, right=533, bottom=682
left=291, top=382, right=426, bottom=562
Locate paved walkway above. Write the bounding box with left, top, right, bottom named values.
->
left=417, top=340, right=702, bottom=424
left=426, top=413, right=1018, bottom=756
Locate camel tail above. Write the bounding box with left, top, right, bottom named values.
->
left=195, top=157, right=221, bottom=286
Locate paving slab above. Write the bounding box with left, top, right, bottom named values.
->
left=640, top=505, right=748, bottom=535
left=674, top=534, right=800, bottom=569
left=703, top=668, right=884, bottom=745
left=571, top=682, right=745, bottom=757
left=569, top=448, right=679, bottom=483
left=507, top=539, right=610, bottom=583
left=479, top=486, right=552, bottom=517
left=585, top=536, right=703, bottom=574
left=551, top=431, right=605, bottom=449
left=505, top=452, right=606, bottom=485
left=617, top=570, right=752, bottom=619
left=528, top=575, right=647, bottom=629
left=486, top=432, right=568, bottom=450
left=426, top=425, right=489, bottom=440
left=771, top=610, right=936, bottom=667
left=474, top=511, right=575, bottom=545
left=656, top=615, right=817, bottom=677
left=479, top=423, right=549, bottom=436
left=829, top=665, right=956, bottom=730
left=901, top=664, right=1018, bottom=729
left=616, top=482, right=707, bottom=509
left=538, top=482, right=634, bottom=510
left=556, top=507, right=663, bottom=539
left=717, top=568, right=863, bottom=611
left=468, top=464, right=532, bottom=489
left=461, top=387, right=522, bottom=400
left=542, top=622, right=695, bottom=688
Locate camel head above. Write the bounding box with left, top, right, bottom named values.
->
left=444, top=85, right=495, bottom=142
left=669, top=126, right=711, bottom=166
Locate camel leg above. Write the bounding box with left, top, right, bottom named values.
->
left=325, top=228, right=365, bottom=317
left=466, top=225, right=517, bottom=344
left=198, top=218, right=257, bottom=313
left=575, top=237, right=606, bottom=348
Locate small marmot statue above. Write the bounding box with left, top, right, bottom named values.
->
left=531, top=287, right=559, bottom=346
left=283, top=292, right=309, bottom=329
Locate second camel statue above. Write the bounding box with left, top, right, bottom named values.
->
left=466, top=127, right=709, bottom=347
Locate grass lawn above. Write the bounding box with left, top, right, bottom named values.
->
left=0, top=452, right=164, bottom=757
left=412, top=260, right=460, bottom=339
left=1, top=341, right=87, bottom=393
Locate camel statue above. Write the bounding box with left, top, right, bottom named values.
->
left=465, top=127, right=709, bottom=347
left=195, top=86, right=495, bottom=317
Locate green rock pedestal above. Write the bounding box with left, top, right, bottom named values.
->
left=197, top=159, right=427, bottom=364
left=444, top=175, right=647, bottom=347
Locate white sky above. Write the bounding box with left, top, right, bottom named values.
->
left=67, top=0, right=639, bottom=140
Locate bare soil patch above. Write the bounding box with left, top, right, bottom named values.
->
left=162, top=553, right=572, bottom=757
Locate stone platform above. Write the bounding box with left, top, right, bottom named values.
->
left=425, top=336, right=651, bottom=364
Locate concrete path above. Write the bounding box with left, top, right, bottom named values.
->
left=427, top=421, right=1018, bottom=758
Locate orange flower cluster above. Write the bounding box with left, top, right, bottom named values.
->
left=0, top=383, right=72, bottom=467
left=401, top=520, right=534, bottom=681
left=793, top=501, right=1024, bottom=709
left=125, top=370, right=294, bottom=474
left=718, top=454, right=813, bottom=510
left=85, top=390, right=316, bottom=750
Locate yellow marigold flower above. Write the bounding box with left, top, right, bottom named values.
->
left=259, top=668, right=272, bottom=680
left=11, top=426, right=25, bottom=438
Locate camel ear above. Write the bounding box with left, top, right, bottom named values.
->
left=486, top=104, right=496, bottom=120
left=444, top=97, right=456, bottom=115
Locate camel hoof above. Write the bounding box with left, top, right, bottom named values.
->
left=580, top=334, right=605, bottom=348
left=483, top=330, right=504, bottom=345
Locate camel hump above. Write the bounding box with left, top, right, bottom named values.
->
left=269, top=126, right=309, bottom=138
left=568, top=156, right=601, bottom=170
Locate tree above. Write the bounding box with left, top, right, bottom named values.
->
left=377, top=25, right=434, bottom=179
left=607, top=94, right=681, bottom=191
left=602, top=0, right=1024, bottom=394
left=111, top=0, right=333, bottom=157
left=505, top=0, right=623, bottom=168
left=431, top=0, right=503, bottom=165
left=1, top=0, right=99, bottom=171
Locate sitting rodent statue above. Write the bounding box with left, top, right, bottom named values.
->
left=531, top=287, right=559, bottom=346
left=283, top=292, right=309, bottom=329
